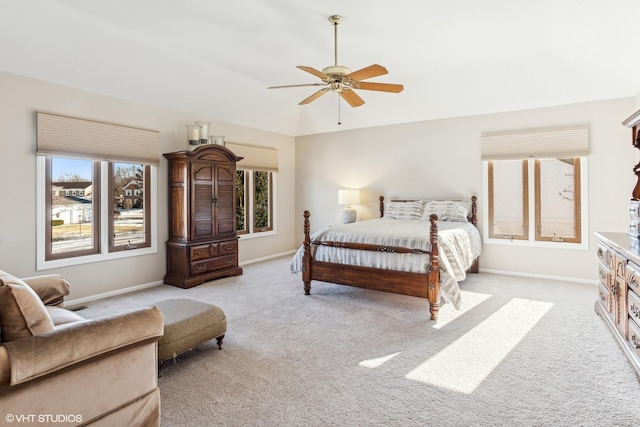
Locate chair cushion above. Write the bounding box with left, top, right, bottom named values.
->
left=46, top=306, right=86, bottom=328
left=0, top=270, right=55, bottom=342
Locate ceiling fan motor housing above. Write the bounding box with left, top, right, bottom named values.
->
left=321, top=65, right=352, bottom=78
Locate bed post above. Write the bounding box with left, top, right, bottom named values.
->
left=470, top=195, right=477, bottom=227
left=469, top=195, right=479, bottom=273
left=379, top=196, right=385, bottom=218
left=302, top=210, right=312, bottom=295
left=428, top=214, right=440, bottom=320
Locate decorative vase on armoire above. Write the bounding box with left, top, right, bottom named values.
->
left=163, top=144, right=243, bottom=288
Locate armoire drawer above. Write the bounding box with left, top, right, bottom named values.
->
left=219, top=240, right=238, bottom=255
left=598, top=282, right=611, bottom=313
left=191, top=255, right=237, bottom=275
left=190, top=244, right=211, bottom=261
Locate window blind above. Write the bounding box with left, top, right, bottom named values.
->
left=481, top=125, right=589, bottom=160
left=37, top=112, right=160, bottom=165
left=225, top=142, right=279, bottom=172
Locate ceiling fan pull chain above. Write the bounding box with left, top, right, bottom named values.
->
left=338, top=94, right=342, bottom=125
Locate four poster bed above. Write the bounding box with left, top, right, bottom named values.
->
left=290, top=196, right=481, bottom=320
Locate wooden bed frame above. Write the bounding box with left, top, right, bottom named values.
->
left=301, top=196, right=478, bottom=320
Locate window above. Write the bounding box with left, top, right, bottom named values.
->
left=109, top=162, right=151, bottom=252
left=225, top=141, right=279, bottom=238
left=486, top=157, right=585, bottom=246
left=36, top=112, right=159, bottom=269
left=39, top=156, right=155, bottom=266
left=236, top=170, right=274, bottom=236
left=46, top=157, right=100, bottom=259
left=488, top=160, right=528, bottom=240
left=482, top=126, right=588, bottom=247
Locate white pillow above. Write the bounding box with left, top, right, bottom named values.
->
left=422, top=200, right=470, bottom=222
left=384, top=200, right=425, bottom=220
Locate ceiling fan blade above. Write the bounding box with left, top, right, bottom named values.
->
left=355, top=82, right=404, bottom=93
left=297, top=66, right=331, bottom=80
left=268, top=83, right=327, bottom=89
left=340, top=89, right=365, bottom=107
left=346, top=64, right=388, bottom=81
left=299, top=88, right=330, bottom=105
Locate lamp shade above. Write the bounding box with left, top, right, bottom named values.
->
left=338, top=189, right=360, bottom=205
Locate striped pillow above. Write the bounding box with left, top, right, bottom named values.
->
left=384, top=201, right=425, bottom=220
left=422, top=200, right=470, bottom=222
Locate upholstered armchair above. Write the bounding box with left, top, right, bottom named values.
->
left=0, top=270, right=164, bottom=426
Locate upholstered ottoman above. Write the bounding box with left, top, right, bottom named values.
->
left=154, top=298, right=226, bottom=365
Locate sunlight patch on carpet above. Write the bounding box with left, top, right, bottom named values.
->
left=405, top=298, right=553, bottom=394
left=432, top=290, right=492, bottom=330
left=359, top=352, right=401, bottom=368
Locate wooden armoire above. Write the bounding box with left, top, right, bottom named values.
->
left=163, top=144, right=243, bottom=288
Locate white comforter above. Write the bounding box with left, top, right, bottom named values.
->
left=290, top=218, right=482, bottom=309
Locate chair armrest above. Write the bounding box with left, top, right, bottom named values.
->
left=2, top=305, right=163, bottom=386
left=20, top=274, right=70, bottom=307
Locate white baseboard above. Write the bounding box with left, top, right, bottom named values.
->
left=479, top=268, right=598, bottom=285
left=239, top=250, right=297, bottom=266
left=66, top=280, right=164, bottom=307
left=65, top=250, right=298, bottom=306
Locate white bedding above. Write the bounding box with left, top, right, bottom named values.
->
left=289, top=218, right=482, bottom=309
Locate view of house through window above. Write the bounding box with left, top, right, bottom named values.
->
left=44, top=156, right=152, bottom=262
left=109, top=162, right=150, bottom=250
left=236, top=169, right=273, bottom=235
left=488, top=157, right=582, bottom=244
left=49, top=157, right=97, bottom=257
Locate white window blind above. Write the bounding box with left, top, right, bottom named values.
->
left=481, top=126, right=589, bottom=160
left=225, top=142, right=279, bottom=172
left=37, top=112, right=160, bottom=165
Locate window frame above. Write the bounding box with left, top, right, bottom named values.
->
left=534, top=158, right=581, bottom=244
left=108, top=163, right=152, bottom=253
left=44, top=157, right=101, bottom=261
left=236, top=169, right=276, bottom=239
left=483, top=157, right=588, bottom=250
left=37, top=156, right=157, bottom=270
left=487, top=159, right=529, bottom=241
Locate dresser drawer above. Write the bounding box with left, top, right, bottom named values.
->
left=597, top=243, right=613, bottom=269
left=614, top=253, right=627, bottom=280
left=191, top=255, right=238, bottom=275
left=598, top=263, right=609, bottom=288
left=190, top=244, right=211, bottom=261
left=598, top=282, right=612, bottom=314
left=628, top=289, right=640, bottom=328
left=627, top=262, right=640, bottom=295
left=628, top=317, right=640, bottom=358
left=630, top=200, right=640, bottom=220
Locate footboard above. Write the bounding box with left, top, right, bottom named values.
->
left=301, top=211, right=441, bottom=320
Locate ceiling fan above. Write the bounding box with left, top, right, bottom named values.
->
left=268, top=15, right=404, bottom=108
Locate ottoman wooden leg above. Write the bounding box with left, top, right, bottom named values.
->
left=216, top=334, right=224, bottom=350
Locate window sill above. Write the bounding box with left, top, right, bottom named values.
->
left=238, top=230, right=277, bottom=241
left=483, top=237, right=588, bottom=251
left=37, top=245, right=157, bottom=271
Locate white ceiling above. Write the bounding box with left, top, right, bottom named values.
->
left=1, top=0, right=639, bottom=136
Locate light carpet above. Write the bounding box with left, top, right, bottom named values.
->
left=79, top=256, right=640, bottom=427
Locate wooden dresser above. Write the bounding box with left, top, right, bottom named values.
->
left=594, top=232, right=640, bottom=377
left=163, top=145, right=243, bottom=288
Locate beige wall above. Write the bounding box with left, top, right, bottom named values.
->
left=295, top=97, right=635, bottom=282
left=0, top=71, right=296, bottom=301
left=0, top=67, right=635, bottom=299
